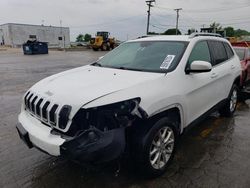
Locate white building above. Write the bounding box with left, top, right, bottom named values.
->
left=0, top=23, right=70, bottom=48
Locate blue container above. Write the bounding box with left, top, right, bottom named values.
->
left=23, top=40, right=48, bottom=55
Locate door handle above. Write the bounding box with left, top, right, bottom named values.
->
left=211, top=73, right=218, bottom=78
left=231, top=65, right=236, bottom=69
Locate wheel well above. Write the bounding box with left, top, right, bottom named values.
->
left=234, top=76, right=241, bottom=88
left=149, top=107, right=181, bottom=134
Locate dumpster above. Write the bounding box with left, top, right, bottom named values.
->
left=23, top=40, right=48, bottom=55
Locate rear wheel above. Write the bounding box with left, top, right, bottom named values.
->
left=219, top=84, right=238, bottom=117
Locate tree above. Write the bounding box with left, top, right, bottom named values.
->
left=187, top=28, right=197, bottom=35
left=148, top=32, right=160, bottom=35
left=224, top=27, right=235, bottom=37
left=76, top=34, right=84, bottom=42
left=210, top=22, right=223, bottom=31
left=84, top=34, right=92, bottom=42
left=234, top=29, right=250, bottom=37
left=163, top=28, right=181, bottom=35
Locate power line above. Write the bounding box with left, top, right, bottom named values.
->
left=155, top=3, right=250, bottom=13
left=221, top=20, right=250, bottom=26
left=151, top=9, right=174, bottom=19
left=154, top=4, right=250, bottom=24
left=150, top=24, right=166, bottom=30
left=183, top=4, right=250, bottom=13
left=181, top=16, right=250, bottom=23
left=69, top=14, right=144, bottom=28
left=151, top=17, right=172, bottom=26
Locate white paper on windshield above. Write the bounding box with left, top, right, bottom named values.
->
left=160, top=55, right=175, bottom=69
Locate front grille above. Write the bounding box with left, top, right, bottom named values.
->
left=23, top=91, right=71, bottom=130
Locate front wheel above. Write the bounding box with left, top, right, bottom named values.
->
left=101, top=43, right=108, bottom=51
left=134, top=118, right=178, bottom=178
left=219, top=84, right=238, bottom=117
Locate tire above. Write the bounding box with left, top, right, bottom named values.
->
left=110, top=44, right=114, bottom=50
left=93, top=48, right=98, bottom=51
left=101, top=43, right=107, bottom=51
left=219, top=84, right=238, bottom=117
left=106, top=42, right=111, bottom=51
left=133, top=118, right=178, bottom=178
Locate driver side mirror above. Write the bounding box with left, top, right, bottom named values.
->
left=186, top=61, right=212, bottom=74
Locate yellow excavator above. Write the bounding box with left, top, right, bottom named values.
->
left=90, top=31, right=116, bottom=51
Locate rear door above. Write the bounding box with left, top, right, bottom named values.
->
left=208, top=41, right=235, bottom=99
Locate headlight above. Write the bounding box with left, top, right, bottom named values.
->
left=89, top=98, right=141, bottom=131
left=69, top=98, right=147, bottom=135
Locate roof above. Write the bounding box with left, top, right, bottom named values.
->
left=129, top=34, right=227, bottom=43
left=0, top=23, right=69, bottom=29
left=130, top=35, right=191, bottom=42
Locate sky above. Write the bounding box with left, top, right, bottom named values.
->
left=0, top=0, right=250, bottom=41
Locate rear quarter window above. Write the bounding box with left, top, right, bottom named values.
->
left=208, top=41, right=228, bottom=66
left=223, top=43, right=234, bottom=59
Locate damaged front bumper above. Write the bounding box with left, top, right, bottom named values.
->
left=60, top=127, right=125, bottom=163
left=17, top=111, right=126, bottom=163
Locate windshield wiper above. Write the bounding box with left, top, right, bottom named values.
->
left=117, top=66, right=142, bottom=71
left=91, top=62, right=102, bottom=67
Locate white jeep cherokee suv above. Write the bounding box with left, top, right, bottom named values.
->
left=17, top=33, right=241, bottom=177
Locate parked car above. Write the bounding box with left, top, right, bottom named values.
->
left=16, top=33, right=241, bottom=178
left=233, top=46, right=250, bottom=87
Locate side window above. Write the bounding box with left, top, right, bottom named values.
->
left=223, top=42, right=234, bottom=59
left=188, top=41, right=211, bottom=67
left=208, top=41, right=228, bottom=65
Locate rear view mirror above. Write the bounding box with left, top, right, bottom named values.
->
left=186, top=61, right=212, bottom=74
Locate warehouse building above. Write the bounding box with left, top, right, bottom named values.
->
left=0, top=23, right=70, bottom=48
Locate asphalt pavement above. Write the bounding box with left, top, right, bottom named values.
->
left=0, top=49, right=250, bottom=188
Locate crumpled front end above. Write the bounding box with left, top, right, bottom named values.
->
left=60, top=127, right=126, bottom=163
left=57, top=98, right=147, bottom=163
left=17, top=96, right=147, bottom=163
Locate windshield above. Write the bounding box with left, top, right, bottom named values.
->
left=234, top=48, right=245, bottom=60
left=94, top=41, right=188, bottom=73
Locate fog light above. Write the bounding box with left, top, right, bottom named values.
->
left=88, top=131, right=98, bottom=141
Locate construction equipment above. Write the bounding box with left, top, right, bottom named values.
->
left=90, top=31, right=115, bottom=51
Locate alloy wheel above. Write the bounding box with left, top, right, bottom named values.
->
left=149, top=126, right=175, bottom=170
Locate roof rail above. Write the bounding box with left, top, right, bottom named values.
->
left=189, top=32, right=222, bottom=39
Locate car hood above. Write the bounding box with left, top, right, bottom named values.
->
left=30, top=65, right=163, bottom=114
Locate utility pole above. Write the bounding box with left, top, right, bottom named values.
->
left=174, top=8, right=182, bottom=35
left=146, top=0, right=155, bottom=35
left=60, top=20, right=65, bottom=50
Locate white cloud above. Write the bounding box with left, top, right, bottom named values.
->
left=0, top=0, right=249, bottom=41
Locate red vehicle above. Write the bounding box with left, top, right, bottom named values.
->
left=233, top=47, right=250, bottom=88
left=233, top=46, right=250, bottom=100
